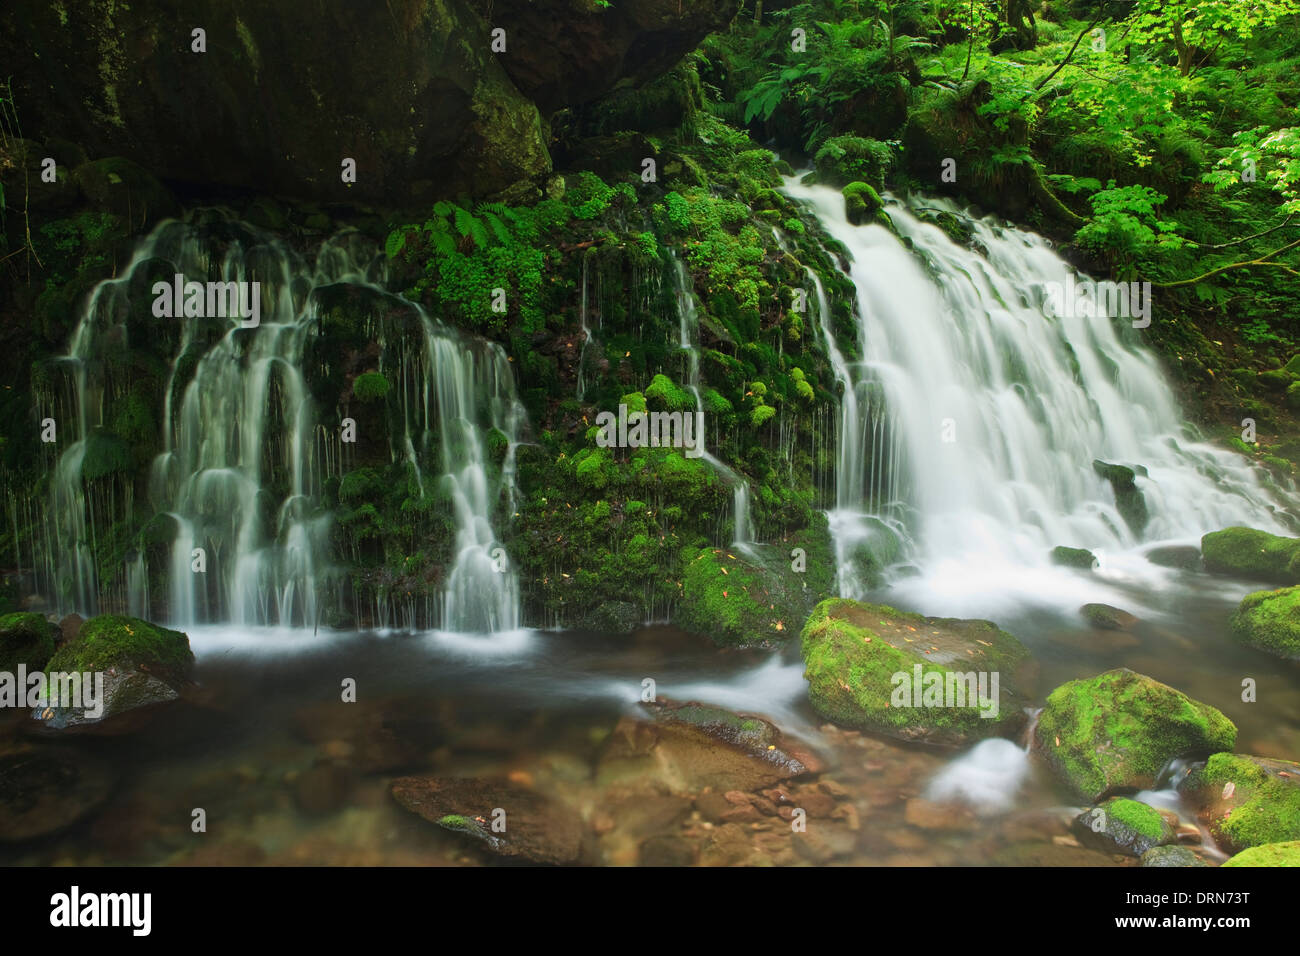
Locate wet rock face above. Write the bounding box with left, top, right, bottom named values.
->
left=466, top=0, right=739, bottom=114
left=0, top=0, right=549, bottom=204
left=2, top=0, right=737, bottom=204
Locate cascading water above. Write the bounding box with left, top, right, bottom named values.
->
left=39, top=213, right=525, bottom=632
left=785, top=176, right=1292, bottom=614
left=670, top=255, right=757, bottom=548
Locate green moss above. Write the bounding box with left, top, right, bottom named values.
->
left=1201, top=527, right=1300, bottom=583
left=799, top=598, right=1030, bottom=745
left=1221, top=841, right=1300, bottom=867
left=1186, top=754, right=1300, bottom=852
left=842, top=181, right=883, bottom=226
left=46, top=615, right=194, bottom=685
left=1035, top=669, right=1237, bottom=802
left=1231, top=586, right=1300, bottom=659
left=813, top=135, right=893, bottom=190
left=1092, top=460, right=1149, bottom=535
left=1105, top=797, right=1166, bottom=840
left=352, top=371, right=391, bottom=403
left=0, top=613, right=56, bottom=672
left=1051, top=545, right=1097, bottom=569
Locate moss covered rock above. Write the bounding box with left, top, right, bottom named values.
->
left=1034, top=669, right=1237, bottom=802
left=1201, top=527, right=1300, bottom=583
left=1075, top=797, right=1176, bottom=856
left=799, top=598, right=1035, bottom=747
left=1081, top=603, right=1138, bottom=630
left=37, top=615, right=195, bottom=730
left=1182, top=753, right=1300, bottom=853
left=1092, top=460, right=1149, bottom=537
left=0, top=613, right=57, bottom=672
left=1051, top=545, right=1097, bottom=569
left=843, top=181, right=884, bottom=226
left=1220, top=841, right=1300, bottom=866
left=1230, top=586, right=1300, bottom=659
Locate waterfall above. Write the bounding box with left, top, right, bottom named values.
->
left=39, top=213, right=525, bottom=631
left=576, top=249, right=594, bottom=401
left=670, top=254, right=758, bottom=547
left=785, top=176, right=1291, bottom=613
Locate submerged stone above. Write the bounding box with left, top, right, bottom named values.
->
left=1034, top=668, right=1236, bottom=803
left=1145, top=545, right=1202, bottom=570
left=390, top=776, right=584, bottom=865
left=0, top=744, right=116, bottom=842
left=1080, top=603, right=1138, bottom=631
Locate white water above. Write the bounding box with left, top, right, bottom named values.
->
left=40, top=214, right=525, bottom=631
left=670, top=255, right=758, bottom=547
left=925, top=737, right=1032, bottom=815
left=785, top=177, right=1291, bottom=616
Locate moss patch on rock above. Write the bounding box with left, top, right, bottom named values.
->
left=799, top=597, right=1033, bottom=747
left=46, top=615, right=194, bottom=685
left=1051, top=545, right=1097, bottom=569
left=1230, top=586, right=1300, bottom=659
left=1034, top=668, right=1237, bottom=802
left=1201, top=527, right=1300, bottom=583
left=1220, top=841, right=1300, bottom=867
left=0, top=613, right=57, bottom=672
left=1076, top=797, right=1176, bottom=856
left=1182, top=753, right=1300, bottom=853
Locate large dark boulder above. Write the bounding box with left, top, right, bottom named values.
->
left=467, top=0, right=738, bottom=114
left=1, top=0, right=551, bottom=203
left=1, top=0, right=739, bottom=204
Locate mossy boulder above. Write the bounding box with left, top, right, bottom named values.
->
left=1075, top=797, right=1176, bottom=856
left=1051, top=545, right=1097, bottom=569
left=843, top=181, right=884, bottom=227
left=70, top=157, right=178, bottom=226
left=675, top=520, right=833, bottom=647
left=1034, top=669, right=1237, bottom=802
left=1201, top=526, right=1300, bottom=583
left=1230, top=586, right=1300, bottom=659
left=799, top=598, right=1035, bottom=747
left=0, top=613, right=57, bottom=672
left=36, top=615, right=195, bottom=731
left=1182, top=753, right=1300, bottom=853
left=1220, top=841, right=1300, bottom=867
left=1092, top=460, right=1149, bottom=537
left=1258, top=369, right=1294, bottom=392
left=1287, top=381, right=1300, bottom=412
